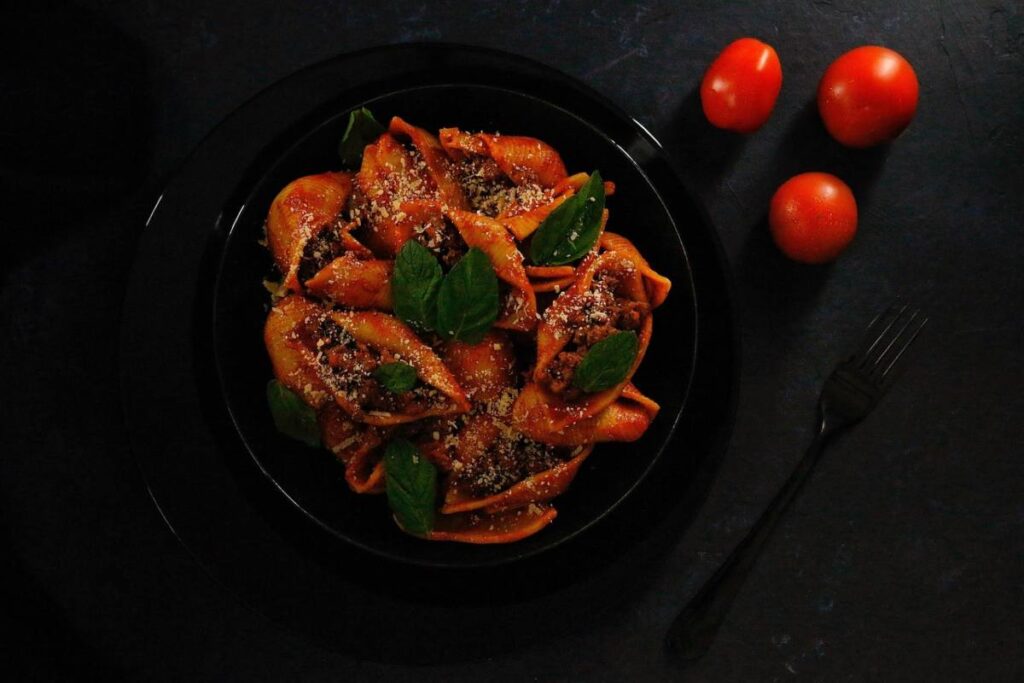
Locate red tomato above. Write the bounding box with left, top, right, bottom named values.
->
left=701, top=38, right=783, bottom=133
left=818, top=46, right=919, bottom=148
left=769, top=173, right=857, bottom=264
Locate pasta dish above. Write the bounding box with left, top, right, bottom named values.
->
left=262, top=111, right=670, bottom=543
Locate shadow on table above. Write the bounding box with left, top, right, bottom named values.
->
left=0, top=3, right=151, bottom=279
left=1, top=512, right=124, bottom=678
left=657, top=87, right=748, bottom=191
left=737, top=216, right=833, bottom=321
left=775, top=100, right=890, bottom=203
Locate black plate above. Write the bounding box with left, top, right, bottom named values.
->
left=212, top=83, right=697, bottom=566
left=121, top=44, right=737, bottom=644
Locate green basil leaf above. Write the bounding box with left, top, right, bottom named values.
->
left=384, top=438, right=437, bottom=535
left=392, top=240, right=443, bottom=331
left=338, top=107, right=386, bottom=167
left=572, top=330, right=639, bottom=393
left=435, top=247, right=499, bottom=344
left=529, top=170, right=605, bottom=266
left=373, top=361, right=418, bottom=393
left=266, top=380, right=321, bottom=447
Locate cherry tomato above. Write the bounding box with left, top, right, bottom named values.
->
left=818, top=46, right=919, bottom=148
left=701, top=38, right=783, bottom=133
left=769, top=173, right=857, bottom=264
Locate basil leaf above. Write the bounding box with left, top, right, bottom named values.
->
left=529, top=170, right=606, bottom=265
left=338, top=107, right=386, bottom=167
left=266, top=380, right=321, bottom=447
left=572, top=330, right=639, bottom=393
left=435, top=248, right=499, bottom=344
left=373, top=361, right=418, bottom=393
left=384, top=438, right=437, bottom=535
left=392, top=240, right=443, bottom=331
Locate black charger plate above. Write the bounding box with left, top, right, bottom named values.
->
left=120, top=44, right=737, bottom=655
left=215, top=86, right=696, bottom=566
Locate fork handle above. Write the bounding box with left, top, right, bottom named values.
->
left=665, top=428, right=829, bottom=661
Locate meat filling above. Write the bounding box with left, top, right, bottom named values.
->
left=302, top=317, right=446, bottom=415
left=541, top=271, right=649, bottom=398
left=413, top=214, right=466, bottom=269
left=453, top=429, right=568, bottom=496
left=457, top=157, right=551, bottom=218
left=296, top=223, right=345, bottom=283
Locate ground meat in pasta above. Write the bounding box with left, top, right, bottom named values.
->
left=413, top=214, right=466, bottom=268
left=296, top=223, right=346, bottom=283
left=457, top=157, right=552, bottom=218
left=452, top=430, right=568, bottom=496
left=303, top=317, right=446, bottom=415
left=540, top=270, right=649, bottom=398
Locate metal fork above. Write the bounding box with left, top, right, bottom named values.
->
left=666, top=304, right=928, bottom=661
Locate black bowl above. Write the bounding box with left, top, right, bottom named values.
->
left=211, top=84, right=698, bottom=567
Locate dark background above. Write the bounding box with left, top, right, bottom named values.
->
left=3, top=0, right=1022, bottom=680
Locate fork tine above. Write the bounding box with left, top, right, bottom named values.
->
left=881, top=316, right=928, bottom=380
left=856, top=304, right=907, bottom=368
left=870, top=309, right=920, bottom=374
left=852, top=304, right=897, bottom=357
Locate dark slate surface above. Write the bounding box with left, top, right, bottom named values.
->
left=3, top=1, right=1022, bottom=680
